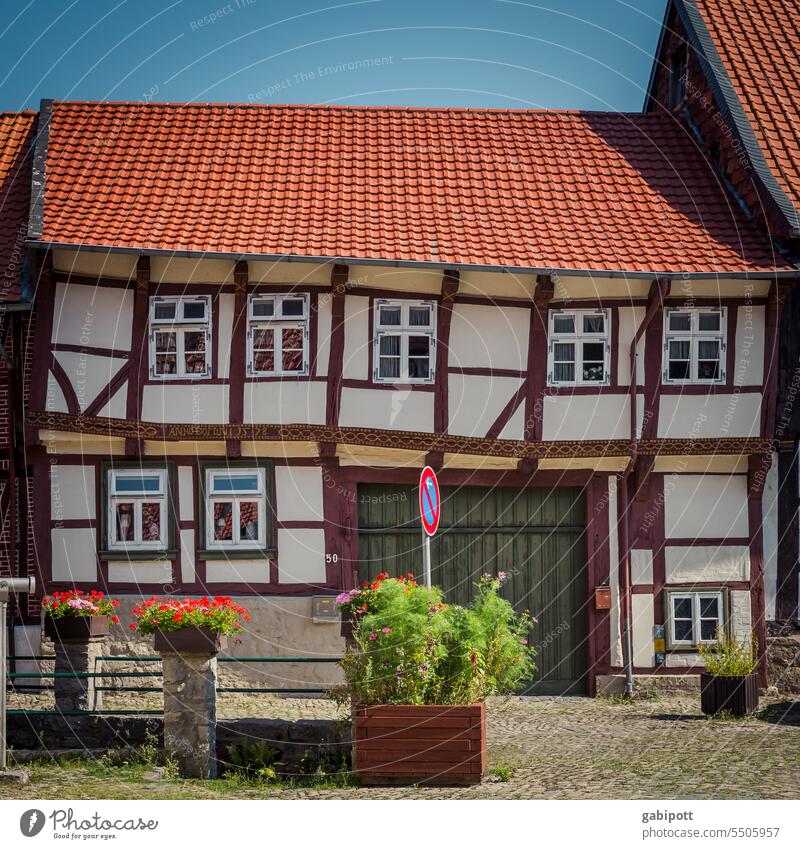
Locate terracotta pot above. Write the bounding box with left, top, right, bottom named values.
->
left=44, top=615, right=110, bottom=642
left=700, top=672, right=760, bottom=716
left=153, top=626, right=226, bottom=655
left=353, top=702, right=486, bottom=785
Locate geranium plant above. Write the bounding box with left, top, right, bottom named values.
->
left=336, top=572, right=536, bottom=705
left=42, top=590, right=120, bottom=624
left=130, top=596, right=250, bottom=636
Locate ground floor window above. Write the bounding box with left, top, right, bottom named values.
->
left=666, top=589, right=726, bottom=649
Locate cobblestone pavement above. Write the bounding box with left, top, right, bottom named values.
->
left=6, top=694, right=800, bottom=799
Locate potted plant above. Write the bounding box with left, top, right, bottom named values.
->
left=698, top=630, right=760, bottom=716
left=335, top=572, right=536, bottom=785
left=42, top=589, right=120, bottom=641
left=130, top=595, right=250, bottom=654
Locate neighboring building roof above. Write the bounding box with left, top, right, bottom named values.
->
left=31, top=100, right=791, bottom=275
left=0, top=111, right=36, bottom=302
left=661, top=0, right=800, bottom=237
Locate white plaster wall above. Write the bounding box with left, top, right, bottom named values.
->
left=542, top=394, right=642, bottom=441
left=608, top=476, right=623, bottom=667
left=630, top=549, right=653, bottom=585
left=553, top=275, right=650, bottom=301
left=142, top=384, right=229, bottom=424
left=275, top=466, right=325, bottom=522
left=617, top=306, right=646, bottom=385
left=458, top=270, right=536, bottom=300
left=53, top=351, right=126, bottom=413
left=447, top=304, right=529, bottom=371
left=178, top=466, right=194, bottom=521
left=51, top=527, right=97, bottom=582
left=51, top=282, right=133, bottom=350
left=95, top=382, right=127, bottom=418
left=217, top=293, right=234, bottom=379
left=762, top=451, right=779, bottom=620
left=664, top=545, right=750, bottom=582
left=53, top=249, right=137, bottom=280
left=44, top=374, right=68, bottom=413
left=150, top=257, right=234, bottom=283
left=277, top=528, right=326, bottom=583
left=668, top=278, right=771, bottom=298
left=206, top=560, right=270, bottom=583
left=108, top=561, right=173, bottom=584
left=733, top=304, right=765, bottom=387
left=338, top=387, right=434, bottom=432
left=342, top=295, right=370, bottom=379
left=664, top=475, right=749, bottom=539
left=730, top=590, right=753, bottom=642
left=315, top=293, right=332, bottom=377
left=498, top=401, right=525, bottom=440
left=347, top=265, right=443, bottom=294
left=248, top=260, right=331, bottom=285
left=50, top=464, right=95, bottom=521
left=448, top=375, right=523, bottom=437
left=657, top=393, right=761, bottom=439
left=631, top=594, right=654, bottom=667
left=180, top=528, right=195, bottom=583
left=243, top=381, right=326, bottom=424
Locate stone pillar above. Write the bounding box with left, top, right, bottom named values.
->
left=54, top=638, right=104, bottom=712
left=161, top=652, right=218, bottom=779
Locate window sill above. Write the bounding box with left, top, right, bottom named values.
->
left=199, top=548, right=275, bottom=561
left=99, top=550, right=177, bottom=562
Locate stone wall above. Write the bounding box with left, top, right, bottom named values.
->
left=766, top=635, right=800, bottom=694
left=7, top=714, right=351, bottom=775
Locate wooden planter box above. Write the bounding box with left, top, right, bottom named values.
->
left=44, top=615, right=110, bottom=642
left=353, top=703, right=486, bottom=785
left=700, top=672, right=760, bottom=716
left=154, top=626, right=226, bottom=655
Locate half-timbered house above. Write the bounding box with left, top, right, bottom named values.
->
left=3, top=0, right=799, bottom=696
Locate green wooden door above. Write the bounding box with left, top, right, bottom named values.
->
left=358, top=483, right=587, bottom=695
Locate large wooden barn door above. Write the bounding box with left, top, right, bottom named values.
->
left=358, top=484, right=588, bottom=695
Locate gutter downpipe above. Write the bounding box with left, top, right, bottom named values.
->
left=620, top=278, right=670, bottom=697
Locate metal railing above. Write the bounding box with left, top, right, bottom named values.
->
left=4, top=653, right=343, bottom=715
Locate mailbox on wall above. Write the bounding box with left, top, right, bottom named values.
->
left=594, top=586, right=612, bottom=610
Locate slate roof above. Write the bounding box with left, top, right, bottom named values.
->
left=31, top=100, right=791, bottom=275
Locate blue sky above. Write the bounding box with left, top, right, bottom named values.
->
left=1, top=0, right=668, bottom=112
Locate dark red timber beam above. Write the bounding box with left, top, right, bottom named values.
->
left=326, top=263, right=348, bottom=426
left=227, top=260, right=249, bottom=457
left=520, top=274, right=553, bottom=474
left=125, top=255, right=151, bottom=456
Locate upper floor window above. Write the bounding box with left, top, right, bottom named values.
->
left=107, top=468, right=168, bottom=553
left=247, top=294, right=309, bottom=376
left=663, top=307, right=726, bottom=384
left=203, top=467, right=268, bottom=551
left=149, top=296, right=211, bottom=379
left=373, top=299, right=436, bottom=383
left=666, top=589, right=724, bottom=649
left=547, top=309, right=610, bottom=386
left=669, top=45, right=688, bottom=109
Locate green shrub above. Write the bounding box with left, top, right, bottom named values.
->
left=336, top=572, right=536, bottom=705
left=225, top=740, right=281, bottom=782
left=699, top=630, right=758, bottom=676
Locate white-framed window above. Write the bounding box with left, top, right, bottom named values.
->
left=547, top=309, right=610, bottom=386
left=663, top=307, right=726, bottom=384
left=667, top=590, right=725, bottom=648
left=204, top=467, right=267, bottom=550
left=373, top=299, right=436, bottom=383
left=107, top=468, right=168, bottom=552
left=148, top=295, right=212, bottom=379
left=247, top=293, right=310, bottom=376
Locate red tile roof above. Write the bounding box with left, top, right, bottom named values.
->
left=0, top=111, right=36, bottom=302
left=36, top=101, right=790, bottom=274
left=693, top=0, right=800, bottom=220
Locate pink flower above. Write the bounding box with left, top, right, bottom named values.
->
left=369, top=632, right=378, bottom=641
left=520, top=639, right=528, bottom=645
left=381, top=627, right=392, bottom=633
left=470, top=650, right=478, bottom=666
left=498, top=571, right=509, bottom=583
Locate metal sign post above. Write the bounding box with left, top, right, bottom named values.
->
left=418, top=466, right=441, bottom=587
left=0, top=577, right=35, bottom=772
